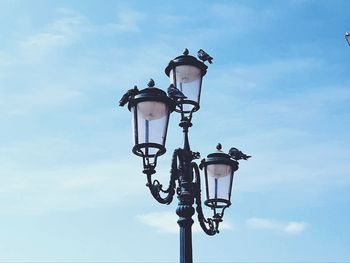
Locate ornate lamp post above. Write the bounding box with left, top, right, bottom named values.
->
left=119, top=49, right=250, bottom=263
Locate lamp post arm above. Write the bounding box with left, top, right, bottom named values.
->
left=192, top=162, right=220, bottom=236
left=144, top=149, right=180, bottom=205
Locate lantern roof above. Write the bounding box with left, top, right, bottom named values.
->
left=202, top=143, right=239, bottom=170
left=165, top=48, right=208, bottom=77
left=128, top=80, right=176, bottom=111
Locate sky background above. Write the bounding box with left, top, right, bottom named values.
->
left=0, top=0, right=350, bottom=262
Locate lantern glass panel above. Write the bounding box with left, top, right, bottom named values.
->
left=206, top=164, right=232, bottom=205
left=131, top=101, right=169, bottom=157
left=170, top=65, right=202, bottom=112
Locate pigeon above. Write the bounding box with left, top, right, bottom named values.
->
left=346, top=32, right=350, bottom=46
left=197, top=49, right=213, bottom=64
left=167, top=84, right=187, bottom=100
left=119, top=85, right=139, bottom=106
left=228, top=147, right=251, bottom=161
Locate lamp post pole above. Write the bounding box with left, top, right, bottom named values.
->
left=177, top=118, right=195, bottom=263
left=119, top=49, right=251, bottom=263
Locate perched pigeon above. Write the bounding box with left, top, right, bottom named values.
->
left=167, top=84, right=187, bottom=100
left=197, top=49, right=213, bottom=64
left=228, top=147, right=251, bottom=161
left=119, top=85, right=139, bottom=106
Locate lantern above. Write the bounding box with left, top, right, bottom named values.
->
left=165, top=49, right=207, bottom=113
left=200, top=144, right=239, bottom=209
left=128, top=81, right=175, bottom=159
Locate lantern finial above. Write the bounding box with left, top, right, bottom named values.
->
left=183, top=48, right=189, bottom=56
left=147, top=78, right=155, bottom=87
left=216, top=143, right=222, bottom=151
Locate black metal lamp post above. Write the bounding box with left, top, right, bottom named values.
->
left=119, top=49, right=250, bottom=263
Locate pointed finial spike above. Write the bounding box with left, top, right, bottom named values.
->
left=147, top=78, right=155, bottom=87
left=216, top=143, right=222, bottom=151
left=183, top=48, right=189, bottom=56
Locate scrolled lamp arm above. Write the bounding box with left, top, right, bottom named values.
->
left=144, top=149, right=180, bottom=205
left=192, top=162, right=222, bottom=235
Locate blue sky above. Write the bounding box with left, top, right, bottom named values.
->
left=0, top=0, right=350, bottom=262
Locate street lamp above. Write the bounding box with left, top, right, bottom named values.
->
left=165, top=48, right=207, bottom=114
left=119, top=49, right=250, bottom=263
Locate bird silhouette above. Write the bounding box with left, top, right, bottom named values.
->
left=197, top=49, right=213, bottom=64
left=167, top=84, right=187, bottom=100
left=228, top=147, right=251, bottom=161
left=119, top=85, right=139, bottom=106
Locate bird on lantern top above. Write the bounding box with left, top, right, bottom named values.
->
left=229, top=147, right=251, bottom=161
left=119, top=85, right=139, bottom=107
left=197, top=49, right=213, bottom=64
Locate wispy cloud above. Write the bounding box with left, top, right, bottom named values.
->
left=246, top=217, right=308, bottom=235
left=208, top=57, right=324, bottom=94
left=18, top=8, right=145, bottom=61
left=19, top=9, right=88, bottom=59
left=137, top=211, right=232, bottom=234
left=111, top=9, right=145, bottom=33
left=0, top=158, right=144, bottom=215
left=0, top=134, right=145, bottom=215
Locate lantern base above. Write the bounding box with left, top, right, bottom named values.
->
left=204, top=198, right=231, bottom=209
left=132, top=143, right=166, bottom=158
left=175, top=100, right=200, bottom=114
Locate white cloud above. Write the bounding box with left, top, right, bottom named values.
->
left=0, top=158, right=145, bottom=215
left=246, top=217, right=308, bottom=235
left=20, top=10, right=89, bottom=59
left=112, top=9, right=145, bottom=33
left=138, top=211, right=232, bottom=234
left=138, top=212, right=178, bottom=234
left=19, top=8, right=145, bottom=61
left=0, top=134, right=146, bottom=215
left=284, top=221, right=308, bottom=234
left=208, top=57, right=324, bottom=94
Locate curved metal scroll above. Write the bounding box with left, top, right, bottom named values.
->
left=193, top=162, right=224, bottom=235
left=144, top=149, right=180, bottom=205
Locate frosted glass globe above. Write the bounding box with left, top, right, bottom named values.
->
left=207, top=164, right=232, bottom=178
left=137, top=101, right=167, bottom=121
left=171, top=65, right=201, bottom=83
